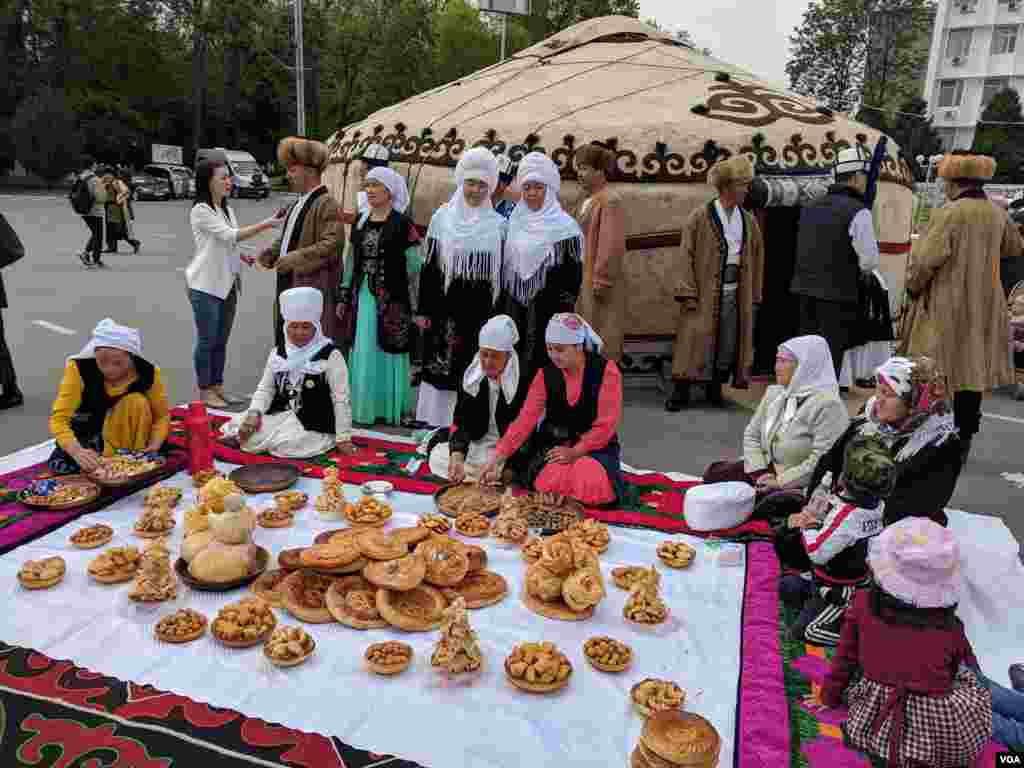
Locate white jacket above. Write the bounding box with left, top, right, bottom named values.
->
left=802, top=494, right=884, bottom=566
left=187, top=203, right=241, bottom=299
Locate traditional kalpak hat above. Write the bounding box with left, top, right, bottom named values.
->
left=937, top=150, right=996, bottom=181
left=361, top=143, right=391, bottom=169
left=834, top=146, right=870, bottom=176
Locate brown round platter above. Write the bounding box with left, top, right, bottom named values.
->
left=521, top=580, right=595, bottom=622
left=228, top=464, right=299, bottom=494
left=521, top=495, right=585, bottom=533
left=18, top=475, right=101, bottom=511
left=313, top=528, right=361, bottom=546
left=174, top=546, right=269, bottom=592
left=433, top=483, right=505, bottom=518
left=88, top=457, right=167, bottom=489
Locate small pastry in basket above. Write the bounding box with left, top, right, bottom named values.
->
left=191, top=469, right=222, bottom=488
left=623, top=567, right=669, bottom=626
left=376, top=583, right=447, bottom=631
left=567, top=519, right=611, bottom=554
left=583, top=636, right=633, bottom=673
left=463, top=543, right=487, bottom=572
left=416, top=537, right=470, bottom=587
left=390, top=525, right=431, bottom=548
left=417, top=514, right=450, bottom=535
left=273, top=490, right=308, bottom=513
left=299, top=541, right=362, bottom=572
left=521, top=536, right=544, bottom=565
left=657, top=539, right=696, bottom=569
left=251, top=569, right=290, bottom=607
left=357, top=530, right=408, bottom=561
left=365, top=641, right=414, bottom=675
left=257, top=503, right=294, bottom=529
left=325, top=574, right=389, bottom=629
left=212, top=597, right=277, bottom=648
left=363, top=553, right=426, bottom=591
left=18, top=557, right=66, bottom=590
left=561, top=568, right=606, bottom=613
left=441, top=570, right=508, bottom=609
left=155, top=609, right=207, bottom=644
left=133, top=506, right=175, bottom=538
left=430, top=596, right=483, bottom=677
left=345, top=496, right=392, bottom=527
left=505, top=642, right=572, bottom=693
left=630, top=678, right=685, bottom=718
left=145, top=485, right=182, bottom=509
left=281, top=571, right=336, bottom=624
left=611, top=565, right=649, bottom=591
left=264, top=626, right=316, bottom=667
left=454, top=513, right=490, bottom=538
left=69, top=523, right=113, bottom=550
left=88, top=546, right=141, bottom=584
left=491, top=511, right=529, bottom=546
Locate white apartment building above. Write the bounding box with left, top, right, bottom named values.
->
left=923, top=0, right=1024, bottom=148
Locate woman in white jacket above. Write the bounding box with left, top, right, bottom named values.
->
left=187, top=160, right=282, bottom=408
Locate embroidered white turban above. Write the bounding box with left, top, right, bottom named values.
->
left=71, top=318, right=143, bottom=361
left=280, top=287, right=324, bottom=324
left=545, top=312, right=604, bottom=352
left=366, top=167, right=410, bottom=214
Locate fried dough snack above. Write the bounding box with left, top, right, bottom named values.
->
left=521, top=536, right=544, bottom=565
left=505, top=642, right=572, bottom=693
left=418, top=514, right=451, bottom=535
left=567, top=519, right=610, bottom=554
left=430, top=596, right=483, bottom=676
left=623, top=566, right=669, bottom=625
left=346, top=496, right=392, bottom=526
left=213, top=597, right=277, bottom=647
left=134, top=506, right=175, bottom=537
left=273, top=490, right=308, bottom=513
left=155, top=609, right=207, bottom=644
left=145, top=485, right=182, bottom=509
left=365, top=641, right=413, bottom=675
left=88, top=546, right=141, bottom=583
left=264, top=626, right=315, bottom=666
left=583, top=636, right=633, bottom=673
left=454, top=513, right=490, bottom=538
left=562, top=568, right=606, bottom=612
left=612, top=566, right=648, bottom=591
left=657, top=540, right=696, bottom=569
left=69, top=524, right=113, bottom=549
left=491, top=510, right=529, bottom=545
left=18, top=556, right=66, bottom=589
left=631, top=678, right=685, bottom=718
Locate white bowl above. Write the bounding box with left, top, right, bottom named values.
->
left=362, top=481, right=394, bottom=496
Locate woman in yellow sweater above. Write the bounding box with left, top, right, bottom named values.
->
left=48, top=318, right=170, bottom=475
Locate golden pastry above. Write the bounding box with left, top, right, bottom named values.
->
left=417, top=514, right=451, bottom=535
left=631, top=678, right=686, bottom=718
left=325, top=575, right=389, bottom=629
left=69, top=523, right=113, bottom=550
left=273, top=490, right=308, bottom=513
left=145, top=485, right=182, bottom=509
left=505, top=642, right=572, bottom=693
left=212, top=597, right=277, bottom=648
left=583, top=636, right=632, bottom=673
left=92, top=455, right=160, bottom=482
left=462, top=543, right=487, bottom=572
left=363, top=553, right=426, bottom=591
left=624, top=567, right=669, bottom=626
left=567, top=518, right=611, bottom=554
left=538, top=536, right=576, bottom=577
left=525, top=563, right=564, bottom=603
left=376, top=584, right=446, bottom=632
left=88, top=546, right=141, bottom=584
left=257, top=504, right=294, bottom=529
left=454, top=513, right=490, bottom=538
left=18, top=556, right=66, bottom=590
left=657, top=540, right=696, bottom=569
left=491, top=510, right=529, bottom=546
left=155, top=608, right=207, bottom=644
left=357, top=530, right=408, bottom=561
left=264, top=625, right=316, bottom=667
left=442, top=570, right=508, bottom=609
left=640, top=711, right=720, bottom=767
left=299, top=541, right=362, bottom=572
left=281, top=571, right=336, bottom=624
left=612, top=565, right=649, bottom=591
left=430, top=596, right=483, bottom=676
left=251, top=569, right=290, bottom=607
left=390, top=525, right=431, bottom=548
left=191, top=469, right=222, bottom=488
left=129, top=540, right=177, bottom=602
left=345, top=496, right=392, bottom=527
left=278, top=547, right=305, bottom=571
left=524, top=537, right=604, bottom=621
left=521, top=536, right=544, bottom=565
left=416, top=537, right=470, bottom=587
left=133, top=506, right=175, bottom=538
left=314, top=467, right=346, bottom=516
left=365, top=641, right=413, bottom=675
left=561, top=568, right=606, bottom=613
left=436, top=483, right=502, bottom=518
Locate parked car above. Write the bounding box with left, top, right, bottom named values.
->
left=131, top=172, right=173, bottom=201
left=142, top=163, right=194, bottom=199
left=196, top=148, right=269, bottom=198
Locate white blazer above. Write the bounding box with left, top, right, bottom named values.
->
left=187, top=203, right=241, bottom=300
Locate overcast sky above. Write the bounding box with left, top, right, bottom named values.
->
left=639, top=0, right=812, bottom=88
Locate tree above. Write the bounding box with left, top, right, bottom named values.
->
left=973, top=88, right=1024, bottom=184
left=530, top=0, right=639, bottom=42
left=887, top=97, right=942, bottom=179
left=11, top=86, right=82, bottom=184
left=787, top=0, right=869, bottom=113
left=861, top=0, right=935, bottom=117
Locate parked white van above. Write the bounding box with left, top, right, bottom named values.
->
left=195, top=148, right=269, bottom=199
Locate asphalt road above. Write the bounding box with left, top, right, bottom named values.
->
left=1, top=192, right=1022, bottom=552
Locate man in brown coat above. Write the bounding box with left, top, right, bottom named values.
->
left=666, top=156, right=764, bottom=411
left=574, top=141, right=627, bottom=363
left=258, top=137, right=342, bottom=350
left=899, top=150, right=1023, bottom=461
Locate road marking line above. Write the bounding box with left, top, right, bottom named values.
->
left=33, top=320, right=76, bottom=336
left=150, top=233, right=177, bottom=240
left=984, top=411, right=1024, bottom=426
left=175, top=267, right=186, bottom=272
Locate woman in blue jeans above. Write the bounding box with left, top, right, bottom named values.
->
left=186, top=160, right=283, bottom=407
left=972, top=665, right=1024, bottom=749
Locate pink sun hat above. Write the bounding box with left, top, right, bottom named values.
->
left=867, top=517, right=963, bottom=608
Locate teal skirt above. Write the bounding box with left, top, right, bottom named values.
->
left=348, top=282, right=414, bottom=425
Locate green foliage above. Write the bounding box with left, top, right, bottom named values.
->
left=888, top=97, right=942, bottom=179
left=11, top=87, right=82, bottom=184
left=973, top=88, right=1024, bottom=183
left=530, top=0, right=640, bottom=42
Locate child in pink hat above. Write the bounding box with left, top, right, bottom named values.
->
left=818, top=518, right=992, bottom=768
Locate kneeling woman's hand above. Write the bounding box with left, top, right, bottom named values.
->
left=72, top=446, right=102, bottom=474
left=449, top=453, right=467, bottom=484
left=335, top=440, right=358, bottom=456
left=480, top=456, right=505, bottom=486
left=546, top=445, right=580, bottom=465
left=238, top=411, right=262, bottom=442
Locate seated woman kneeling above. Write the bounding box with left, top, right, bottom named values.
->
left=705, top=335, right=849, bottom=497
left=482, top=313, right=623, bottom=505
left=429, top=315, right=526, bottom=483
left=48, top=318, right=171, bottom=474
left=223, top=287, right=355, bottom=459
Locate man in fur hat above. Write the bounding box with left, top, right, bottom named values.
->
left=899, top=150, right=1023, bottom=462
left=258, top=137, right=343, bottom=350
left=666, top=155, right=764, bottom=410
left=791, top=146, right=881, bottom=380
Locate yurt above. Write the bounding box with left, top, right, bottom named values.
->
left=323, top=15, right=914, bottom=375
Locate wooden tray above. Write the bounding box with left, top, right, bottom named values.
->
left=89, top=458, right=167, bottom=488
left=174, top=547, right=270, bottom=592
left=18, top=475, right=102, bottom=511
left=229, top=464, right=299, bottom=494
left=433, top=483, right=506, bottom=518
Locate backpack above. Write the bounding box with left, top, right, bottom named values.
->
left=69, top=174, right=94, bottom=215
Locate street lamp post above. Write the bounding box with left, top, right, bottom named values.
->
left=293, top=0, right=305, bottom=136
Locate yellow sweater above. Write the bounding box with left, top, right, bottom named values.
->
left=49, top=360, right=171, bottom=452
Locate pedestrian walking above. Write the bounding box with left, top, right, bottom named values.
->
left=70, top=155, right=109, bottom=268
left=0, top=213, right=24, bottom=410
left=790, top=146, right=881, bottom=378
left=101, top=167, right=140, bottom=255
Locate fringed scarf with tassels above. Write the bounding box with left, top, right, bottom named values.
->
left=425, top=193, right=505, bottom=304
left=501, top=234, right=582, bottom=306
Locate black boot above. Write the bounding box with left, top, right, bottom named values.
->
left=707, top=377, right=725, bottom=407
left=958, top=436, right=973, bottom=467
left=0, top=390, right=24, bottom=410
left=665, top=380, right=690, bottom=412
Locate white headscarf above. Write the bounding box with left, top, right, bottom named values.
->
left=425, top=147, right=505, bottom=301
left=71, top=318, right=145, bottom=362
left=362, top=167, right=409, bottom=222
left=462, top=314, right=520, bottom=402
left=271, top=287, right=332, bottom=387
left=761, top=335, right=840, bottom=447
left=545, top=312, right=604, bottom=352
left=504, top=152, right=583, bottom=303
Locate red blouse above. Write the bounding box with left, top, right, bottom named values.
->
left=495, top=361, right=623, bottom=460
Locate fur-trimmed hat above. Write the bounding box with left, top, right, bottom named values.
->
left=708, top=155, right=754, bottom=191
left=574, top=142, right=616, bottom=176
left=277, top=137, right=329, bottom=172
left=937, top=150, right=996, bottom=181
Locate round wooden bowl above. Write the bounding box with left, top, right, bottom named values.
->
left=264, top=637, right=316, bottom=668
left=212, top=613, right=277, bottom=649
left=433, top=483, right=505, bottom=519
left=19, top=475, right=101, bottom=511
left=229, top=464, right=299, bottom=494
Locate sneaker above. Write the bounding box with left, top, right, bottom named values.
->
left=79, top=251, right=92, bottom=267
left=131, top=240, right=141, bottom=254
left=94, top=260, right=107, bottom=268
left=0, top=391, right=24, bottom=410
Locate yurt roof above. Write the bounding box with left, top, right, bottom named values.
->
left=325, top=15, right=912, bottom=188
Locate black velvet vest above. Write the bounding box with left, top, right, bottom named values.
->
left=449, top=378, right=520, bottom=456
left=266, top=343, right=337, bottom=435
left=540, top=351, right=619, bottom=448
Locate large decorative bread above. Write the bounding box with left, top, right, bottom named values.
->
left=523, top=536, right=604, bottom=621
left=207, top=493, right=256, bottom=545
left=683, top=482, right=754, bottom=532
left=189, top=541, right=257, bottom=583
left=640, top=711, right=720, bottom=767
left=180, top=530, right=214, bottom=564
